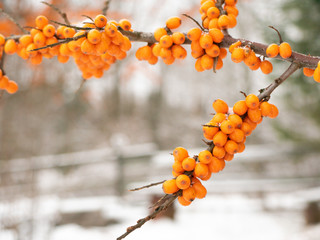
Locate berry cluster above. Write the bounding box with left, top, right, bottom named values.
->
left=136, top=17, right=187, bottom=65
left=188, top=0, right=239, bottom=72
left=0, top=69, right=18, bottom=94
left=0, top=14, right=132, bottom=85
left=163, top=94, right=279, bottom=206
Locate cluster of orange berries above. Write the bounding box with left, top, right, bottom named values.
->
left=200, top=0, right=238, bottom=30
left=0, top=14, right=132, bottom=83
left=0, top=69, right=18, bottom=94
left=163, top=94, right=279, bottom=206
left=229, top=41, right=272, bottom=74
left=136, top=16, right=187, bottom=65
left=188, top=0, right=239, bottom=72
left=303, top=61, right=320, bottom=83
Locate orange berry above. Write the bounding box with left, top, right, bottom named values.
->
left=33, top=32, right=46, bottom=47
left=63, top=27, right=76, bottom=38
left=173, top=147, right=189, bottom=162
left=228, top=114, right=242, bottom=128
left=266, top=43, right=279, bottom=58
left=182, top=187, right=196, bottom=202
left=200, top=1, right=215, bottom=14
left=94, top=14, right=107, bottom=28
left=220, top=119, right=236, bottom=134
left=209, top=28, right=224, bottom=43
left=199, top=33, right=213, bottom=49
left=245, top=94, right=260, bottom=109
left=218, top=15, right=230, bottom=29
left=6, top=80, right=19, bottom=94
left=195, top=58, right=205, bottom=72
left=247, top=108, right=262, bottom=123
left=303, top=67, right=314, bottom=77
left=81, top=39, right=96, bottom=55
left=166, top=16, right=181, bottom=29
left=119, top=19, right=131, bottom=31
left=205, top=44, right=220, bottom=58
left=207, top=7, right=220, bottom=19
left=260, top=60, right=273, bottom=74
left=0, top=69, right=2, bottom=79
left=279, top=42, right=292, bottom=59
left=19, top=35, right=33, bottom=47
left=194, top=162, right=209, bottom=179
left=225, top=0, right=237, bottom=5
left=159, top=35, right=173, bottom=48
left=29, top=52, right=43, bottom=65
left=176, top=174, right=191, bottom=189
left=233, top=100, right=248, bottom=116
left=228, top=14, right=237, bottom=28
left=43, top=24, right=56, bottom=38
left=154, top=27, right=167, bottom=41
left=162, top=179, right=179, bottom=194
left=237, top=141, right=246, bottom=153
left=313, top=68, right=320, bottom=83
left=213, top=131, right=228, bottom=147
left=208, top=156, right=225, bottom=173
left=87, top=29, right=102, bottom=44
left=193, top=182, right=207, bottom=199
left=200, top=54, right=214, bottom=70
left=224, top=140, right=238, bottom=155
left=178, top=196, right=192, bottom=206
left=4, top=39, right=17, bottom=55
left=260, top=101, right=272, bottom=117
left=172, top=161, right=184, bottom=174
left=208, top=18, right=219, bottom=29
left=172, top=45, right=187, bottom=59
left=187, top=28, right=202, bottom=41
left=229, top=40, right=242, bottom=53
left=231, top=47, right=245, bottom=63
left=105, top=23, right=118, bottom=37
left=224, top=153, right=234, bottom=161
left=240, top=122, right=253, bottom=136
left=35, top=15, right=49, bottom=29
left=228, top=128, right=245, bottom=143
left=212, top=99, right=229, bottom=114
left=172, top=32, right=185, bottom=45
left=268, top=103, right=279, bottom=118
left=211, top=112, right=227, bottom=123
left=0, top=34, right=5, bottom=46
left=56, top=26, right=66, bottom=39
left=202, top=122, right=219, bottom=140
left=212, top=146, right=226, bottom=159
left=0, top=75, right=9, bottom=89
left=198, top=150, right=213, bottom=164
left=57, top=54, right=69, bottom=63
left=225, top=6, right=239, bottom=16
left=182, top=157, right=196, bottom=171
left=244, top=117, right=257, bottom=130
left=219, top=48, right=227, bottom=59
left=136, top=45, right=152, bottom=60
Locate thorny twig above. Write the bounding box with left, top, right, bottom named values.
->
left=41, top=1, right=70, bottom=25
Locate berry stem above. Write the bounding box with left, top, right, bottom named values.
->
left=258, top=62, right=300, bottom=101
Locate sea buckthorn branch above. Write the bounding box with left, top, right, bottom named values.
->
left=0, top=8, right=28, bottom=34
left=129, top=180, right=165, bottom=192
left=116, top=192, right=179, bottom=240
left=41, top=1, right=71, bottom=25
left=258, top=62, right=300, bottom=101
left=102, top=0, right=111, bottom=16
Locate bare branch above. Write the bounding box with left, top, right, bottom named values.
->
left=258, top=62, right=300, bottom=101
left=117, top=193, right=179, bottom=240
left=129, top=180, right=165, bottom=191
left=41, top=1, right=70, bottom=25
left=102, top=0, right=111, bottom=16
left=0, top=8, right=28, bottom=34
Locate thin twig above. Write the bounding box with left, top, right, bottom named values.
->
left=258, top=62, right=300, bottom=101
left=102, top=0, right=111, bottom=16
left=117, top=193, right=179, bottom=240
left=0, top=8, right=28, bottom=34
left=182, top=13, right=205, bottom=31
left=41, top=1, right=70, bottom=25
left=268, top=25, right=283, bottom=44
left=129, top=180, right=165, bottom=191
left=28, top=33, right=86, bottom=52
left=50, top=19, right=94, bottom=30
